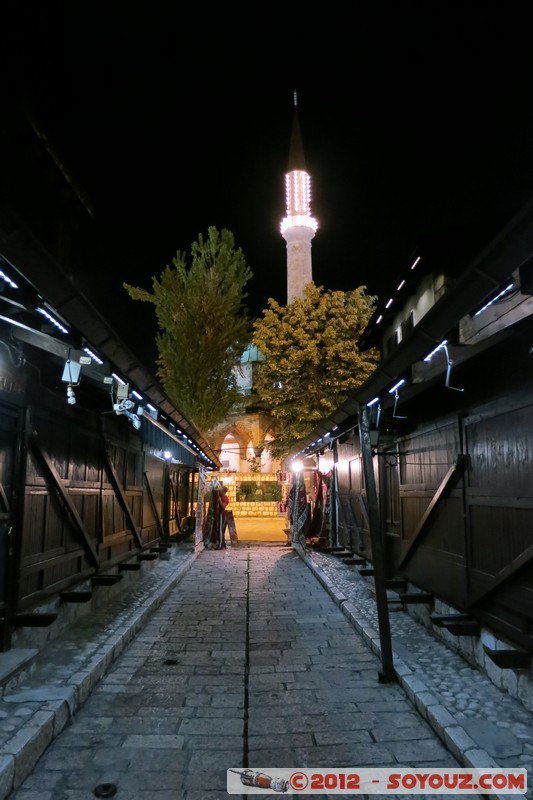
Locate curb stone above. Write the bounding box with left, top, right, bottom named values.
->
left=0, top=546, right=199, bottom=797
left=293, top=542, right=503, bottom=794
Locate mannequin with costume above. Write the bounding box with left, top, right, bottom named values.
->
left=218, top=485, right=229, bottom=547
left=203, top=483, right=229, bottom=549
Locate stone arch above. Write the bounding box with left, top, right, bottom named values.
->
left=219, top=432, right=242, bottom=472
left=245, top=439, right=259, bottom=472
left=210, top=413, right=281, bottom=473
left=261, top=432, right=275, bottom=472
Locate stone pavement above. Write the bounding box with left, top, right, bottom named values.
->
left=301, top=546, right=533, bottom=794
left=0, top=538, right=530, bottom=799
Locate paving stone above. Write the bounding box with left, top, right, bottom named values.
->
left=2, top=543, right=533, bottom=800
left=460, top=718, right=524, bottom=758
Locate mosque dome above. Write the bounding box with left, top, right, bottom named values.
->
left=240, top=344, right=265, bottom=364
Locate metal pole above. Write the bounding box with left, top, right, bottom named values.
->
left=293, top=470, right=300, bottom=544
left=162, top=460, right=170, bottom=541
left=331, top=443, right=339, bottom=548
left=358, top=403, right=395, bottom=683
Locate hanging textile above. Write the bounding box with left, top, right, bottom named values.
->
left=308, top=471, right=331, bottom=548
left=202, top=480, right=226, bottom=549
left=288, top=474, right=310, bottom=545
left=195, top=467, right=208, bottom=546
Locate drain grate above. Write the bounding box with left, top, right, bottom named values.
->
left=94, top=783, right=117, bottom=797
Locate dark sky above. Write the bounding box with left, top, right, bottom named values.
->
left=3, top=2, right=533, bottom=367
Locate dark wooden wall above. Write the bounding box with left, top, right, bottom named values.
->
left=0, top=388, right=195, bottom=650
left=334, top=329, right=533, bottom=653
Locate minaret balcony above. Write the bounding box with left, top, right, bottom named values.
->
left=280, top=215, right=318, bottom=234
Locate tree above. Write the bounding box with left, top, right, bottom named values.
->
left=123, top=227, right=252, bottom=432
left=252, top=283, right=379, bottom=458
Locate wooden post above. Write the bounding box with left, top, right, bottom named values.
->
left=358, top=404, right=395, bottom=683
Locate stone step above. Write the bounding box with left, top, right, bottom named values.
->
left=483, top=646, right=531, bottom=669
left=91, top=574, right=123, bottom=586
left=399, top=592, right=433, bottom=605
left=60, top=591, right=93, bottom=604
left=13, top=613, right=58, bottom=627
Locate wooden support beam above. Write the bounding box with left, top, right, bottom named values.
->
left=469, top=542, right=533, bottom=606
left=143, top=472, right=166, bottom=541
left=399, top=456, right=463, bottom=567
left=103, top=450, right=143, bottom=550
left=30, top=433, right=99, bottom=568
left=348, top=493, right=368, bottom=551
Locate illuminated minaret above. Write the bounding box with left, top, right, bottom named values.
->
left=280, top=91, right=318, bottom=304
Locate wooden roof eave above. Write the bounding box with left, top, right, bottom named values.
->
left=288, top=195, right=533, bottom=456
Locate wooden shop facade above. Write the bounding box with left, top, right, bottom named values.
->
left=290, top=200, right=533, bottom=698
left=0, top=108, right=219, bottom=654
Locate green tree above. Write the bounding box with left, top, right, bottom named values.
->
left=252, top=283, right=379, bottom=458
left=124, top=227, right=252, bottom=432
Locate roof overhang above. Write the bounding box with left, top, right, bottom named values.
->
left=0, top=206, right=220, bottom=468
left=287, top=196, right=533, bottom=458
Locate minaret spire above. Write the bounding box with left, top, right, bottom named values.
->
left=281, top=91, right=318, bottom=304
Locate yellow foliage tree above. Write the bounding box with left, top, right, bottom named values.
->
left=252, top=283, right=379, bottom=458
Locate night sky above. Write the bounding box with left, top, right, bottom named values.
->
left=3, top=3, right=533, bottom=368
